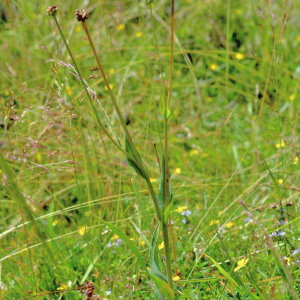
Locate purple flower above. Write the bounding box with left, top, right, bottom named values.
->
left=181, top=210, right=191, bottom=217
left=277, top=220, right=285, bottom=226
left=271, top=230, right=285, bottom=237
left=296, top=260, right=299, bottom=264
left=182, top=219, right=187, bottom=224
left=244, top=217, right=251, bottom=223
left=105, top=289, right=111, bottom=296
left=107, top=242, right=112, bottom=248
left=293, top=248, right=300, bottom=256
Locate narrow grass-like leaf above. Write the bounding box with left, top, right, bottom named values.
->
left=81, top=232, right=113, bottom=284
left=157, top=154, right=174, bottom=212
left=150, top=223, right=167, bottom=282
left=47, top=201, right=55, bottom=239
left=205, top=254, right=237, bottom=288
left=147, top=270, right=176, bottom=300
left=131, top=221, right=151, bottom=248
left=98, top=219, right=147, bottom=270
left=125, top=136, right=145, bottom=179
left=164, top=197, right=174, bottom=224
left=131, top=174, right=152, bottom=233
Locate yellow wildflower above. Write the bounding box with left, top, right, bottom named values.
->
left=112, top=233, right=119, bottom=240
left=276, top=141, right=285, bottom=148
left=294, top=157, right=299, bottom=165
left=135, top=31, right=143, bottom=38
left=236, top=9, right=243, bottom=14
left=109, top=68, right=115, bottom=74
left=104, top=84, right=114, bottom=90
left=78, top=226, right=86, bottom=235
left=278, top=179, right=283, bottom=185
left=5, top=90, right=10, bottom=96
left=209, top=219, right=219, bottom=226
left=189, top=149, right=199, bottom=156
left=140, top=240, right=145, bottom=246
left=129, top=237, right=135, bottom=241
left=284, top=257, right=291, bottom=264
left=175, top=206, right=188, bottom=213
left=172, top=275, right=180, bottom=281
left=75, top=25, right=82, bottom=33
left=150, top=178, right=157, bottom=183
left=235, top=53, right=245, bottom=60
left=174, top=168, right=181, bottom=175
left=234, top=258, right=249, bottom=272
left=225, top=222, right=235, bottom=229
left=218, top=211, right=223, bottom=216
left=210, top=64, right=218, bottom=71
left=116, top=24, right=125, bottom=31
left=57, top=283, right=68, bottom=290
left=65, top=86, right=73, bottom=95
left=289, top=94, right=295, bottom=101
left=158, top=241, right=164, bottom=250
left=52, top=220, right=58, bottom=226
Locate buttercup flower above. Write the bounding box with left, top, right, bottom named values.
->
left=225, top=221, right=235, bottom=229
left=57, top=283, right=68, bottom=290
left=116, top=24, right=125, bottom=31
left=78, top=226, right=87, bottom=235
left=209, top=219, right=219, bottom=226
left=172, top=275, right=180, bottom=281
left=174, top=168, right=181, bottom=175
left=175, top=206, right=188, bottom=213
left=234, top=258, right=249, bottom=272
left=158, top=241, right=164, bottom=250
left=235, top=53, right=245, bottom=60
left=210, top=64, right=218, bottom=70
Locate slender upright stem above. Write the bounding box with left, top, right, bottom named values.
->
left=162, top=221, right=173, bottom=288
left=52, top=16, right=136, bottom=164
left=163, top=0, right=176, bottom=287
left=81, top=20, right=163, bottom=222
left=81, top=22, right=141, bottom=167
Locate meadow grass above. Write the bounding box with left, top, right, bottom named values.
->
left=1, top=0, right=300, bottom=299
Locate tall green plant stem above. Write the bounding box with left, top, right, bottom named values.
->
left=81, top=21, right=163, bottom=221
left=52, top=16, right=135, bottom=164
left=163, top=0, right=176, bottom=288
left=81, top=23, right=140, bottom=164
left=162, top=219, right=173, bottom=288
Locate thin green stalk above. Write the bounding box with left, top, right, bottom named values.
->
left=163, top=0, right=176, bottom=288
left=145, top=178, right=162, bottom=221
left=81, top=20, right=163, bottom=221
left=52, top=15, right=135, bottom=164
left=162, top=221, right=173, bottom=288
left=81, top=22, right=142, bottom=169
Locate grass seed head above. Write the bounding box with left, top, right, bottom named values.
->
left=75, top=9, right=88, bottom=22
left=46, top=5, right=58, bottom=16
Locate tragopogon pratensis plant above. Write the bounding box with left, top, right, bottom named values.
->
left=47, top=2, right=177, bottom=298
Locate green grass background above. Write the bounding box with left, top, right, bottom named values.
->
left=1, top=0, right=300, bottom=299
